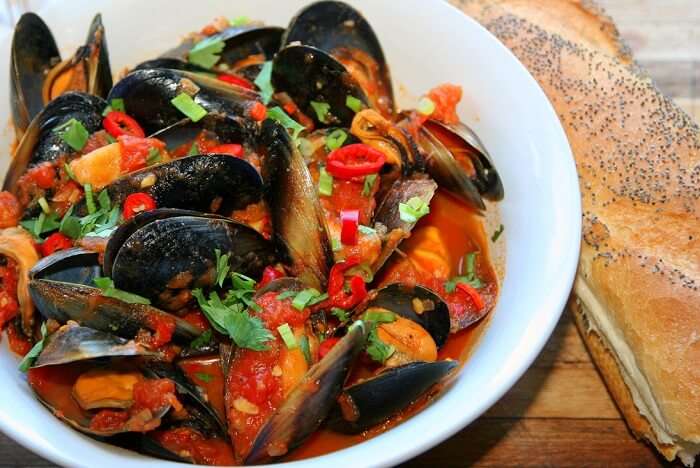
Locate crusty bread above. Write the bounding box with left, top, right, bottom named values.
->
left=460, top=0, right=700, bottom=465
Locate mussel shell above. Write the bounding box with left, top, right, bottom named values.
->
left=83, top=13, right=113, bottom=100
left=363, top=283, right=450, bottom=348
left=10, top=13, right=60, bottom=140
left=91, top=154, right=262, bottom=218
left=30, top=247, right=100, bottom=286
left=107, top=68, right=260, bottom=135
left=150, top=114, right=255, bottom=152
left=215, top=26, right=284, bottom=66
left=326, top=360, right=458, bottom=434
left=244, top=321, right=367, bottom=463
left=132, top=57, right=207, bottom=73
left=110, top=215, right=275, bottom=309
left=33, top=324, right=154, bottom=368
left=271, top=44, right=369, bottom=128
left=28, top=279, right=200, bottom=344
left=4, top=92, right=106, bottom=193
left=260, top=120, right=332, bottom=289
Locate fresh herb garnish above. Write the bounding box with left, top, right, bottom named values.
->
left=171, top=93, right=208, bottom=122
left=299, top=335, right=312, bottom=365
left=362, top=309, right=396, bottom=324
left=94, top=277, right=151, bottom=304
left=278, top=323, right=297, bottom=349
left=331, top=307, right=349, bottom=323
left=358, top=225, right=375, bottom=235
left=254, top=61, right=274, bottom=105
left=37, top=197, right=50, bottom=214
left=194, top=372, right=213, bottom=383
left=53, top=118, right=89, bottom=151
left=63, top=162, right=76, bottom=181
left=59, top=206, right=81, bottom=239
left=20, top=212, right=60, bottom=239
left=292, top=288, right=324, bottom=311
left=102, top=98, right=126, bottom=116
left=399, top=196, right=430, bottom=223
left=187, top=142, right=199, bottom=156
left=492, top=224, right=504, bottom=242
left=188, top=37, right=225, bottom=69
left=318, top=167, right=333, bottom=196
left=331, top=238, right=342, bottom=252
left=266, top=107, right=306, bottom=140
left=325, top=129, right=347, bottom=151
left=362, top=174, right=377, bottom=197
left=444, top=252, right=483, bottom=293
left=84, top=184, right=96, bottom=214
left=365, top=324, right=395, bottom=363
left=189, top=329, right=214, bottom=350
left=18, top=322, right=48, bottom=372
left=346, top=95, right=363, bottom=113
left=230, top=15, right=250, bottom=26
left=310, top=101, right=331, bottom=124
left=214, top=249, right=231, bottom=288
left=146, top=147, right=161, bottom=165
left=276, top=290, right=297, bottom=301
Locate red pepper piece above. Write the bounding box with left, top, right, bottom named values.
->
left=318, top=337, right=340, bottom=359
left=208, top=143, right=244, bottom=157
left=326, top=143, right=386, bottom=179
left=249, top=102, right=267, bottom=122
left=456, top=282, right=485, bottom=310
left=217, top=74, right=254, bottom=90
left=258, top=265, right=285, bottom=289
left=122, top=192, right=157, bottom=220
left=103, top=111, right=145, bottom=138
left=327, top=256, right=361, bottom=297
left=325, top=256, right=367, bottom=309
left=340, top=209, right=359, bottom=245
left=40, top=232, right=73, bottom=257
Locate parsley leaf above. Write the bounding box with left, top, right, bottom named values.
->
left=94, top=277, right=151, bottom=304
left=195, top=372, right=213, bottom=383
left=214, top=249, right=231, bottom=288
left=254, top=61, right=274, bottom=105
left=492, top=224, right=504, bottom=242
left=365, top=324, right=395, bottom=363
left=20, top=212, right=60, bottom=239
left=53, top=118, right=89, bottom=151
left=188, top=37, right=225, bottom=69
left=223, top=307, right=274, bottom=351
left=189, top=329, right=214, bottom=350
left=18, top=322, right=48, bottom=372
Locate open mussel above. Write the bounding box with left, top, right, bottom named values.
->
left=150, top=114, right=257, bottom=156
left=282, top=0, right=393, bottom=117
left=326, top=360, right=457, bottom=434
left=107, top=213, right=275, bottom=310
left=4, top=92, right=106, bottom=194
left=0, top=227, right=39, bottom=335
left=30, top=247, right=100, bottom=286
left=10, top=13, right=111, bottom=140
left=272, top=44, right=369, bottom=128
left=260, top=120, right=333, bottom=289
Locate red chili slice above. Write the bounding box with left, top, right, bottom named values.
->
left=122, top=193, right=157, bottom=220
left=325, top=256, right=367, bottom=309
left=103, top=111, right=145, bottom=138
left=217, top=74, right=254, bottom=90
left=208, top=144, right=244, bottom=157
left=456, top=283, right=485, bottom=311
left=340, top=209, right=359, bottom=245
left=326, top=144, right=386, bottom=179
left=258, top=266, right=285, bottom=289
left=249, top=102, right=267, bottom=122
left=40, top=232, right=72, bottom=257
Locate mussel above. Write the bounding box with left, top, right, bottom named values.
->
left=260, top=120, right=333, bottom=289
left=30, top=247, right=101, bottom=286
left=282, top=0, right=394, bottom=117
left=10, top=13, right=111, bottom=140
left=0, top=227, right=39, bottom=335
left=106, top=213, right=275, bottom=310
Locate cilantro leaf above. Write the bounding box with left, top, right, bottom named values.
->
left=94, top=277, right=151, bottom=304
left=189, top=329, right=214, bottom=350
left=365, top=325, right=395, bottom=363
left=223, top=307, right=274, bottom=351
left=20, top=212, right=61, bottom=239
left=195, top=372, right=213, bottom=383
left=214, top=249, right=231, bottom=288
left=18, top=322, right=48, bottom=372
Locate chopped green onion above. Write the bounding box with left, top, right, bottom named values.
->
left=230, top=15, right=250, bottom=26
left=276, top=290, right=297, bottom=301
left=63, top=163, right=76, bottom=181
left=362, top=174, right=377, bottom=197
left=94, top=277, right=151, bottom=304
left=214, top=249, right=231, bottom=287
left=84, top=184, right=96, bottom=214
left=318, top=167, right=334, bottom=196
left=37, top=197, right=50, bottom=214
left=444, top=275, right=483, bottom=293
left=292, top=288, right=321, bottom=311
left=362, top=309, right=396, bottom=324
left=188, top=37, right=225, bottom=69
left=399, top=196, right=430, bottom=223
left=310, top=101, right=331, bottom=124
left=346, top=95, right=363, bottom=113
left=308, top=292, right=328, bottom=306
left=358, top=225, right=375, bottom=235
left=18, top=322, right=48, bottom=372
left=417, top=97, right=436, bottom=116
left=331, top=307, right=349, bottom=323
left=187, top=142, right=199, bottom=156
left=325, top=129, right=347, bottom=151
left=146, top=147, right=161, bottom=165
left=299, top=335, right=312, bottom=364
left=266, top=107, right=306, bottom=140
left=492, top=224, right=504, bottom=242
left=102, top=98, right=126, bottom=116
left=34, top=212, right=45, bottom=237
left=171, top=93, right=208, bottom=122
left=331, top=238, right=342, bottom=252
left=464, top=252, right=477, bottom=277
left=53, top=118, right=89, bottom=151
left=297, top=137, right=314, bottom=160
left=277, top=323, right=297, bottom=349
left=195, top=372, right=213, bottom=383
left=254, top=61, right=274, bottom=105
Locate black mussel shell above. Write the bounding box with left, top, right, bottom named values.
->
left=30, top=247, right=101, bottom=286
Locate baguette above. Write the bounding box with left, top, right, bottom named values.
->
left=460, top=1, right=700, bottom=464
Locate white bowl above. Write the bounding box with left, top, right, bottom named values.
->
left=0, top=0, right=581, bottom=466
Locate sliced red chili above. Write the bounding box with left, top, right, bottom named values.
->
left=258, top=266, right=285, bottom=289
left=104, top=111, right=145, bottom=138
left=327, top=256, right=361, bottom=297
left=122, top=192, right=157, bottom=220
left=331, top=275, right=367, bottom=309
left=326, top=144, right=386, bottom=179
left=340, top=209, right=359, bottom=245
left=318, top=337, right=340, bottom=359
left=249, top=102, right=267, bottom=122
left=217, top=74, right=254, bottom=90
left=40, top=232, right=73, bottom=257
left=208, top=143, right=244, bottom=157
left=456, top=283, right=485, bottom=311
left=325, top=256, right=367, bottom=309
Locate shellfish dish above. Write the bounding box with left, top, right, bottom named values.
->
left=0, top=1, right=504, bottom=464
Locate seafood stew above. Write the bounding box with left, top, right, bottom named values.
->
left=0, top=1, right=504, bottom=464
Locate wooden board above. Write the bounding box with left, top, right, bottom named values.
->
left=1, top=1, right=698, bottom=466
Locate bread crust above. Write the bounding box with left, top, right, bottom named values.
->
left=461, top=0, right=700, bottom=463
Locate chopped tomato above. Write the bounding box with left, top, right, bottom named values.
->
left=6, top=321, right=32, bottom=355
left=50, top=181, right=83, bottom=216
left=132, top=378, right=178, bottom=412
left=40, top=232, right=73, bottom=257
left=89, top=409, right=129, bottom=432
left=153, top=427, right=235, bottom=466
left=249, top=101, right=267, bottom=121
left=182, top=309, right=210, bottom=331
left=0, top=258, right=19, bottom=328
left=283, top=102, right=297, bottom=115
left=103, top=111, right=145, bottom=138
left=255, top=291, right=310, bottom=329
left=137, top=312, right=176, bottom=349
left=0, top=192, right=21, bottom=228
left=82, top=130, right=113, bottom=154
left=122, top=192, right=157, bottom=220
left=26, top=162, right=56, bottom=190
left=426, top=83, right=463, bottom=124
left=118, top=135, right=166, bottom=173
left=0, top=292, right=18, bottom=330
left=208, top=143, right=244, bottom=157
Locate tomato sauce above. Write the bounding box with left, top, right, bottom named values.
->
left=153, top=426, right=235, bottom=465
left=178, top=356, right=226, bottom=422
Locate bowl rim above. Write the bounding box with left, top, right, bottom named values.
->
left=0, top=1, right=581, bottom=467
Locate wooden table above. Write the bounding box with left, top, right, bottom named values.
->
left=2, top=1, right=698, bottom=466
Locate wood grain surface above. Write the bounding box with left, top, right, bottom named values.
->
left=2, top=1, right=698, bottom=466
